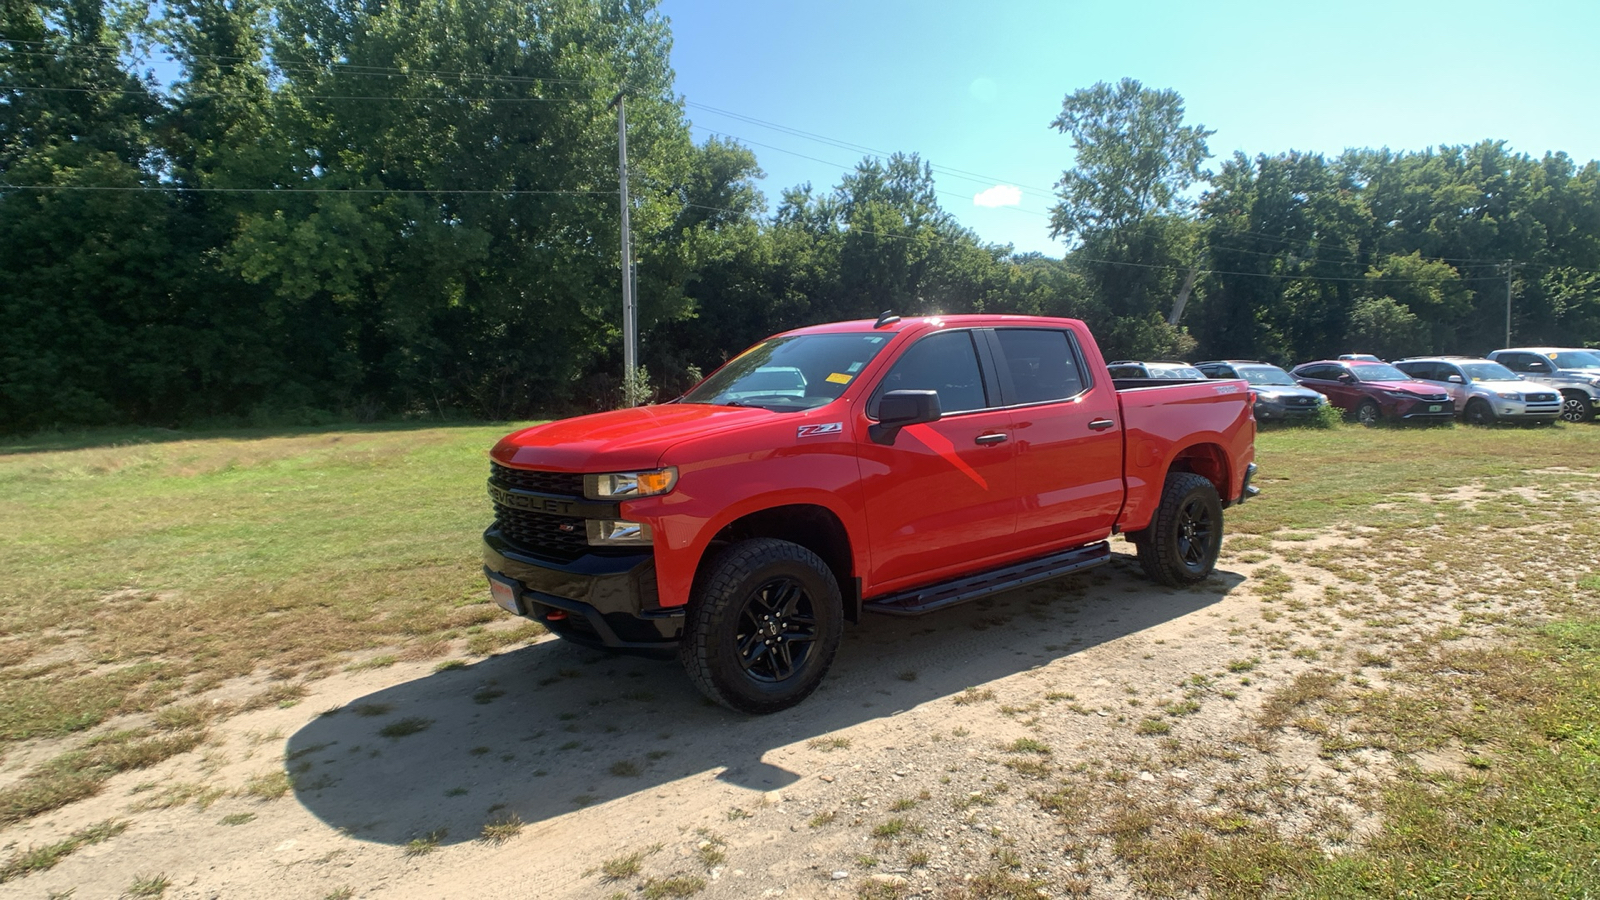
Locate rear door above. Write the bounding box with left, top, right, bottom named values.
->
left=988, top=327, right=1124, bottom=549
left=855, top=329, right=1019, bottom=591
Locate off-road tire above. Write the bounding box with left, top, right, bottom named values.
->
left=1464, top=398, right=1496, bottom=426
left=679, top=538, right=843, bottom=715
left=1136, top=472, right=1223, bottom=587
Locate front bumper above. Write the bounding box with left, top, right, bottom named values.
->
left=483, top=529, right=683, bottom=654
left=1254, top=399, right=1322, bottom=421
left=1396, top=398, right=1454, bottom=421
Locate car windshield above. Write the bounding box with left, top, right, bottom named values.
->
left=1235, top=365, right=1296, bottom=386
left=1145, top=364, right=1205, bottom=380
left=1351, top=364, right=1413, bottom=383
left=1550, top=351, right=1600, bottom=369
left=1459, top=361, right=1519, bottom=382
left=681, top=332, right=892, bottom=411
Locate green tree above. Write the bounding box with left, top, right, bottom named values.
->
left=1048, top=79, right=1213, bottom=360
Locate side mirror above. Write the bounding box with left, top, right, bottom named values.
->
left=870, top=390, right=941, bottom=445
left=1447, top=374, right=1465, bottom=384
left=1337, top=373, right=1356, bottom=383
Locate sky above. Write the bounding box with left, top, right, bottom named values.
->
left=659, top=0, right=1600, bottom=257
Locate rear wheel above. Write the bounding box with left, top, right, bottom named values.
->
left=1464, top=398, right=1496, bottom=426
left=1137, top=472, right=1224, bottom=587
left=1560, top=392, right=1594, bottom=423
left=679, top=539, right=843, bottom=714
left=1354, top=399, right=1382, bottom=427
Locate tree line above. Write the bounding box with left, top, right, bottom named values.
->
left=4, top=0, right=1599, bottom=434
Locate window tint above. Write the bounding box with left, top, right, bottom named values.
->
left=1296, top=365, right=1338, bottom=380
left=1200, top=364, right=1235, bottom=379
left=995, top=329, right=1086, bottom=404
left=1107, top=365, right=1145, bottom=379
left=1397, top=361, right=1438, bottom=381
left=873, top=330, right=989, bottom=416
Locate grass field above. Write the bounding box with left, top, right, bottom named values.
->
left=2, top=419, right=1599, bottom=895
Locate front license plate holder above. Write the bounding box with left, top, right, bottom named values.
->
left=1428, top=404, right=1442, bottom=412
left=488, top=574, right=523, bottom=615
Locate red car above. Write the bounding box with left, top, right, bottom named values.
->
left=1289, top=360, right=1454, bottom=425
left=485, top=315, right=1258, bottom=713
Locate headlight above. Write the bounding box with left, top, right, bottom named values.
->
left=584, top=467, right=678, bottom=500
left=1494, top=391, right=1522, bottom=400
left=586, top=519, right=653, bottom=546
left=1384, top=390, right=1417, bottom=399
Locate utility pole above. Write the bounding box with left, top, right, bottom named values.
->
left=1505, top=261, right=1513, bottom=347
left=1168, top=265, right=1200, bottom=325
left=610, top=92, right=637, bottom=405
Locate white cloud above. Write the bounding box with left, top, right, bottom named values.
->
left=973, top=185, right=1022, bottom=208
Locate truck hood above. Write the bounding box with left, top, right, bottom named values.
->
left=491, top=403, right=771, bottom=472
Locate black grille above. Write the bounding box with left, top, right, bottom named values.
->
left=1288, top=396, right=1316, bottom=406
left=494, top=507, right=590, bottom=562
left=1527, top=392, right=1558, bottom=403
left=490, top=463, right=583, bottom=497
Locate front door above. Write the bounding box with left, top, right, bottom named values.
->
left=856, top=329, right=1019, bottom=593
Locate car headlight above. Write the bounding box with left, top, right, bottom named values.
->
left=586, top=519, right=654, bottom=546
left=1384, top=390, right=1417, bottom=399
left=584, top=467, right=678, bottom=500
left=1494, top=391, right=1522, bottom=400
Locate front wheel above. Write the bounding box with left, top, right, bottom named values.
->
left=1560, top=392, right=1594, bottom=423
left=1137, top=472, right=1224, bottom=587
left=1464, top=398, right=1496, bottom=426
left=1355, top=399, right=1382, bottom=427
left=680, top=539, right=843, bottom=714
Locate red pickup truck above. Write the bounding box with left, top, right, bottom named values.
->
left=484, top=315, right=1257, bottom=713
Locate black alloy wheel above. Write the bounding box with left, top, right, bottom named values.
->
left=735, top=576, right=818, bottom=683
left=1465, top=398, right=1496, bottom=426
left=1137, top=472, right=1224, bottom=587
left=1175, top=496, right=1216, bottom=571
left=680, top=538, right=843, bottom=714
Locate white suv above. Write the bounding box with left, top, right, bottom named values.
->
left=1486, top=348, right=1600, bottom=423
left=1393, top=357, right=1561, bottom=425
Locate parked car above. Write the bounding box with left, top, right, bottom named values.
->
left=1289, top=360, right=1454, bottom=426
left=1194, top=360, right=1327, bottom=422
left=1106, top=360, right=1207, bottom=381
left=1484, top=347, right=1600, bottom=423
left=1392, top=357, right=1561, bottom=425
left=483, top=315, right=1257, bottom=713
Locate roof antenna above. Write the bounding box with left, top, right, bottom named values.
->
left=873, top=311, right=901, bottom=329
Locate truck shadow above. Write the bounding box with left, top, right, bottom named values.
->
left=285, top=555, right=1242, bottom=846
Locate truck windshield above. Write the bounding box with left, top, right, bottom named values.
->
left=681, top=333, right=893, bottom=411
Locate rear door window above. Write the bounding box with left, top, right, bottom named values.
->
left=993, top=329, right=1087, bottom=404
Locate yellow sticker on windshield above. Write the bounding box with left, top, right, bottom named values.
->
left=826, top=373, right=852, bottom=385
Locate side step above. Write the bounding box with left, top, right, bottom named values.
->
left=863, top=542, right=1111, bottom=617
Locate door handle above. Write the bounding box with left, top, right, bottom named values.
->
left=974, top=432, right=1009, bottom=445
left=1088, top=418, right=1115, bottom=431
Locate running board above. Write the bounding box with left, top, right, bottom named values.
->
left=863, top=542, right=1111, bottom=617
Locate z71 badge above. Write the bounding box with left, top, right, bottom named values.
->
left=797, top=422, right=843, bottom=438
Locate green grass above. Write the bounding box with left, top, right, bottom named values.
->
left=0, top=422, right=543, bottom=752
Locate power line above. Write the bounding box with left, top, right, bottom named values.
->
left=0, top=183, right=617, bottom=196
left=689, top=125, right=1051, bottom=219
left=686, top=100, right=1058, bottom=200
left=3, top=83, right=607, bottom=103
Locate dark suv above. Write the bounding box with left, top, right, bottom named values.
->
left=1195, top=360, right=1326, bottom=422
left=1290, top=360, right=1454, bottom=426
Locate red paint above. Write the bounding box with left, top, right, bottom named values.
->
left=492, top=315, right=1256, bottom=609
